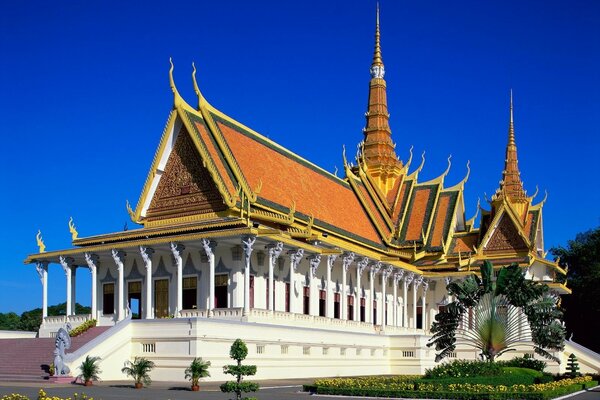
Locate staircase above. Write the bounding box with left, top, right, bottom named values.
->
left=0, top=326, right=110, bottom=381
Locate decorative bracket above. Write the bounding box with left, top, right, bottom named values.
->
left=84, top=253, right=99, bottom=273
left=394, top=269, right=405, bottom=284
left=327, top=254, right=338, bottom=272
left=357, top=257, right=369, bottom=276
left=382, top=265, right=393, bottom=279
left=36, top=230, right=46, bottom=253
left=288, top=248, right=304, bottom=272
left=342, top=252, right=355, bottom=272
left=170, top=242, right=185, bottom=265
left=404, top=272, right=415, bottom=287
left=266, top=242, right=283, bottom=264
left=242, top=236, right=256, bottom=265
left=307, top=254, right=322, bottom=277
left=58, top=256, right=74, bottom=276
left=369, top=261, right=382, bottom=277
left=139, top=247, right=154, bottom=272
left=201, top=238, right=217, bottom=259
left=35, top=261, right=48, bottom=283
left=111, top=249, right=126, bottom=272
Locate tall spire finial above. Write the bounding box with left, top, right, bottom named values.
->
left=370, top=2, right=384, bottom=78
left=494, top=90, right=526, bottom=202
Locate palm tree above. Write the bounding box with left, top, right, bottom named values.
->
left=77, top=355, right=101, bottom=386
left=121, top=357, right=155, bottom=388
left=428, top=261, right=565, bottom=362
left=184, top=357, right=211, bottom=391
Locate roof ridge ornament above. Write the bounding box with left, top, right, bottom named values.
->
left=191, top=62, right=207, bottom=110
left=68, top=217, right=78, bottom=241
left=36, top=230, right=46, bottom=253
left=169, top=58, right=184, bottom=109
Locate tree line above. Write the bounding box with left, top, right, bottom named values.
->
left=0, top=303, right=90, bottom=332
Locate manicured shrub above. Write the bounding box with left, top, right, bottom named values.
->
left=425, top=360, right=503, bottom=378
left=498, top=354, right=547, bottom=372
left=566, top=353, right=580, bottom=377
left=220, top=339, right=259, bottom=400
left=69, top=319, right=97, bottom=337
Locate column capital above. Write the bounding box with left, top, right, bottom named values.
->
left=382, top=265, right=393, bottom=279
left=84, top=253, right=99, bottom=273
left=241, top=235, right=256, bottom=264
left=111, top=249, right=126, bottom=271
left=444, top=276, right=452, bottom=286
left=326, top=254, right=338, bottom=271
left=369, top=261, right=382, bottom=277
left=356, top=257, right=369, bottom=275
left=35, top=260, right=48, bottom=282
left=58, top=256, right=75, bottom=275
left=288, top=248, right=304, bottom=272
left=414, top=275, right=424, bottom=288
left=394, top=269, right=405, bottom=283
left=422, top=279, right=429, bottom=293
left=139, top=247, right=154, bottom=270
left=307, top=254, right=322, bottom=277
left=266, top=241, right=284, bottom=262
left=404, top=272, right=415, bottom=286
left=170, top=242, right=185, bottom=260
left=201, top=238, right=217, bottom=258
left=342, top=252, right=355, bottom=272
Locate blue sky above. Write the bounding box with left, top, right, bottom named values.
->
left=0, top=1, right=598, bottom=314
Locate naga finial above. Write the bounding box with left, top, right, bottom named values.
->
left=414, top=150, right=426, bottom=175
left=405, top=145, right=414, bottom=170
left=68, top=217, right=78, bottom=241
left=169, top=57, right=183, bottom=108
left=342, top=144, right=348, bottom=168
left=36, top=230, right=46, bottom=253
left=442, top=154, right=452, bottom=178
left=126, top=200, right=138, bottom=223
left=191, top=61, right=206, bottom=109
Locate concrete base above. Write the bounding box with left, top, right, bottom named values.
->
left=47, top=376, right=74, bottom=384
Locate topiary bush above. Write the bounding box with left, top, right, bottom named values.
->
left=566, top=353, right=580, bottom=377
left=220, top=339, right=259, bottom=400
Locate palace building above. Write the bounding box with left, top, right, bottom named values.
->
left=22, top=8, right=585, bottom=381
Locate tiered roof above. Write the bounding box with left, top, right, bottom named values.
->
left=24, top=7, right=566, bottom=290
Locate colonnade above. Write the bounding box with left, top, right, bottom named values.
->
left=34, top=237, right=431, bottom=331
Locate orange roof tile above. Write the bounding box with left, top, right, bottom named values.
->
left=213, top=118, right=382, bottom=245
left=403, top=186, right=434, bottom=242
left=429, top=194, right=452, bottom=248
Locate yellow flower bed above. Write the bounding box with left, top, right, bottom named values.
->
left=314, top=375, right=593, bottom=394
left=1, top=389, right=94, bottom=400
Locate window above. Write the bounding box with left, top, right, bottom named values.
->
left=103, top=283, right=114, bottom=315
left=285, top=282, right=290, bottom=312
left=334, top=293, right=341, bottom=319
left=360, top=297, right=366, bottom=322
left=280, top=345, right=288, bottom=355
left=182, top=276, right=197, bottom=310
left=373, top=300, right=377, bottom=325
left=127, top=281, right=142, bottom=319
left=416, top=305, right=423, bottom=329
left=256, top=344, right=265, bottom=354
left=347, top=295, right=354, bottom=321
left=303, top=286, right=310, bottom=315
left=318, top=290, right=326, bottom=317
left=340, top=347, right=347, bottom=356
left=322, top=347, right=329, bottom=355
left=303, top=346, right=311, bottom=355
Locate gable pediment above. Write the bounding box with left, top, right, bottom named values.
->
left=483, top=212, right=528, bottom=253
left=145, top=125, right=226, bottom=222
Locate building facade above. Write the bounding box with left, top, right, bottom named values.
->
left=25, top=9, right=579, bottom=381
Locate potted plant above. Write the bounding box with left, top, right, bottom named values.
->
left=185, top=357, right=211, bottom=391
left=121, top=357, right=155, bottom=389
left=77, top=355, right=101, bottom=386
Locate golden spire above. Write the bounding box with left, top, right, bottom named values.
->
left=495, top=90, right=526, bottom=201
left=371, top=2, right=384, bottom=72
left=361, top=2, right=402, bottom=181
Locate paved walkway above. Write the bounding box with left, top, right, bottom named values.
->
left=0, top=379, right=598, bottom=400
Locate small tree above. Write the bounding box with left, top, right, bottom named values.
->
left=220, top=339, right=259, bottom=400
left=566, top=353, right=580, bottom=377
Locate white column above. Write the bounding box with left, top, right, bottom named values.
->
left=266, top=242, right=283, bottom=312
left=421, top=280, right=429, bottom=331
left=288, top=249, right=304, bottom=314
left=368, top=262, right=381, bottom=324
left=35, top=261, right=49, bottom=319
left=140, top=247, right=154, bottom=319
left=308, top=254, right=321, bottom=316
left=59, top=256, right=74, bottom=317
left=242, top=236, right=256, bottom=316
left=111, top=250, right=126, bottom=321
left=84, top=253, right=99, bottom=320
left=70, top=266, right=77, bottom=315
left=403, top=272, right=414, bottom=328
left=394, top=270, right=405, bottom=326
left=381, top=266, right=392, bottom=327
left=201, top=239, right=217, bottom=316
left=413, top=276, right=422, bottom=329
left=170, top=242, right=185, bottom=316
left=356, top=257, right=368, bottom=321
left=341, top=252, right=354, bottom=320
left=326, top=255, right=336, bottom=318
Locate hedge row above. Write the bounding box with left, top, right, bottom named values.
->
left=69, top=319, right=97, bottom=337
left=308, top=381, right=597, bottom=400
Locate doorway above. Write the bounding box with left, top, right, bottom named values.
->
left=154, top=279, right=169, bottom=318
left=127, top=281, right=142, bottom=319
left=215, top=274, right=228, bottom=308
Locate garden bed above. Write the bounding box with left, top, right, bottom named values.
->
left=305, top=375, right=597, bottom=400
